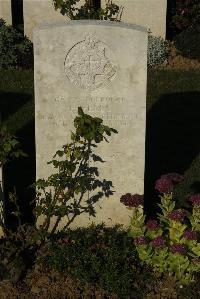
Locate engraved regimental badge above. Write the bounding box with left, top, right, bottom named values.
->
left=64, top=35, right=117, bottom=90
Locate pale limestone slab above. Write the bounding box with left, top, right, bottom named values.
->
left=102, top=0, right=167, bottom=38
left=23, top=0, right=67, bottom=40
left=23, top=0, right=85, bottom=40
left=24, top=0, right=166, bottom=40
left=0, top=0, right=12, bottom=24
left=34, top=20, right=147, bottom=229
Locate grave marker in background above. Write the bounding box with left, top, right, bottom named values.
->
left=0, top=0, right=12, bottom=24
left=23, top=0, right=67, bottom=40
left=23, top=0, right=84, bottom=40
left=24, top=0, right=167, bottom=40
left=34, top=20, right=147, bottom=228
left=103, top=0, right=167, bottom=38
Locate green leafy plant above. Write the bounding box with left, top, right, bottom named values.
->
left=0, top=126, right=27, bottom=234
left=174, top=27, right=200, bottom=60
left=42, top=224, right=151, bottom=298
left=0, top=18, right=33, bottom=69
left=0, top=126, right=27, bottom=168
left=35, top=107, right=117, bottom=239
left=53, top=0, right=123, bottom=21
left=169, top=1, right=200, bottom=60
left=147, top=34, right=169, bottom=68
left=0, top=108, right=117, bottom=281
left=170, top=0, right=200, bottom=33
left=120, top=173, right=200, bottom=286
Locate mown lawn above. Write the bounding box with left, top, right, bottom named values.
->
left=146, top=69, right=200, bottom=214
left=147, top=69, right=200, bottom=110
left=0, top=70, right=34, bottom=133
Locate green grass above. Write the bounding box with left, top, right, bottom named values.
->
left=146, top=69, right=200, bottom=212
left=147, top=69, right=200, bottom=111
left=0, top=70, right=34, bottom=133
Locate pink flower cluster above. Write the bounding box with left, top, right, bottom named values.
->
left=155, top=173, right=184, bottom=194
left=146, top=219, right=159, bottom=231
left=183, top=229, right=197, bottom=240
left=170, top=243, right=187, bottom=255
left=120, top=193, right=144, bottom=208
left=168, top=209, right=186, bottom=222
left=134, top=236, right=146, bottom=246
left=152, top=236, right=165, bottom=249
left=189, top=194, right=200, bottom=207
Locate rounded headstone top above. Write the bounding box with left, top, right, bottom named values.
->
left=33, top=20, right=148, bottom=33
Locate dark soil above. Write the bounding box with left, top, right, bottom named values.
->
left=0, top=265, right=119, bottom=299
left=1, top=264, right=198, bottom=299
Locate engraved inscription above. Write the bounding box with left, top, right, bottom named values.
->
left=37, top=96, right=144, bottom=128
left=64, top=35, right=117, bottom=90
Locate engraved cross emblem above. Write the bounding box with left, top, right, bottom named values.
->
left=64, top=35, right=117, bottom=90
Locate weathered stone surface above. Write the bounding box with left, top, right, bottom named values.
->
left=24, top=0, right=166, bottom=40
left=102, top=0, right=167, bottom=38
left=0, top=0, right=12, bottom=24
left=34, top=20, right=147, bottom=228
left=23, top=0, right=67, bottom=40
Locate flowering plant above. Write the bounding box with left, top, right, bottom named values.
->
left=120, top=173, right=200, bottom=285
left=170, top=0, right=200, bottom=35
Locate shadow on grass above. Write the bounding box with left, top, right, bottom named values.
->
left=0, top=92, right=31, bottom=122
left=144, top=91, right=200, bottom=217
left=3, top=120, right=35, bottom=229
left=0, top=92, right=35, bottom=229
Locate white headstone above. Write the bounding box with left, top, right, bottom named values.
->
left=24, top=0, right=166, bottom=40
left=23, top=0, right=85, bottom=40
left=0, top=0, right=12, bottom=25
left=23, top=0, right=67, bottom=40
left=102, top=0, right=167, bottom=38
left=34, top=20, right=147, bottom=228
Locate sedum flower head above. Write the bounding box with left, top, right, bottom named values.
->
left=170, top=243, right=187, bottom=255
left=152, top=236, right=165, bottom=249
left=120, top=193, right=144, bottom=207
left=161, top=173, right=184, bottom=184
left=146, top=219, right=159, bottom=231
left=134, top=236, right=146, bottom=246
left=155, top=177, right=173, bottom=194
left=189, top=194, right=200, bottom=207
left=168, top=209, right=186, bottom=222
left=183, top=229, right=197, bottom=240
left=155, top=173, right=184, bottom=194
